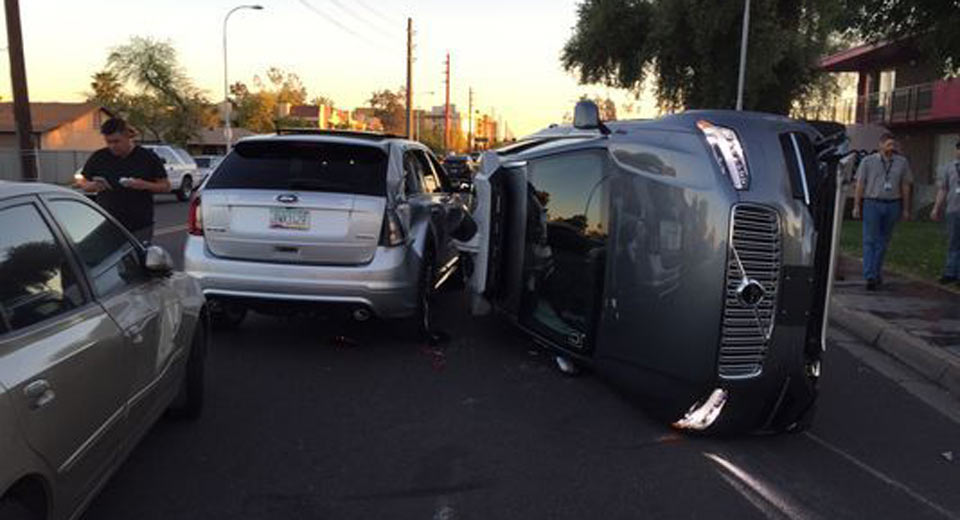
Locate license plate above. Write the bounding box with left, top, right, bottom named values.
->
left=270, top=207, right=310, bottom=230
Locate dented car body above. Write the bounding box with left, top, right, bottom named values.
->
left=457, top=107, right=848, bottom=433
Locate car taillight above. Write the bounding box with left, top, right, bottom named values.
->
left=379, top=208, right=405, bottom=247
left=187, top=196, right=204, bottom=236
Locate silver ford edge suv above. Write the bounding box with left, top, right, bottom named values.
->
left=183, top=130, right=473, bottom=335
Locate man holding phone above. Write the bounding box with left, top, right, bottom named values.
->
left=76, top=117, right=170, bottom=243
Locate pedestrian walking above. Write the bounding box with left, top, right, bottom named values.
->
left=76, top=118, right=170, bottom=243
left=852, top=133, right=914, bottom=290
left=931, top=140, right=960, bottom=284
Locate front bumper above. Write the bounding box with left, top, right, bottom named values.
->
left=183, top=236, right=419, bottom=319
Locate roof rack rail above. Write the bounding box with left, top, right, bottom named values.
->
left=274, top=128, right=406, bottom=141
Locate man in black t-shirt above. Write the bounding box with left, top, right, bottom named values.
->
left=77, top=118, right=170, bottom=242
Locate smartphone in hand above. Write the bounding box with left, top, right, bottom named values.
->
left=91, top=176, right=112, bottom=190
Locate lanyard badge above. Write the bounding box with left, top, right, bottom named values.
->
left=882, top=158, right=895, bottom=191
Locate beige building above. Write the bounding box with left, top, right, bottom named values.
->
left=0, top=102, right=112, bottom=151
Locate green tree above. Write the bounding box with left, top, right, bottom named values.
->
left=311, top=94, right=335, bottom=108
left=98, top=36, right=216, bottom=145
left=265, top=68, right=308, bottom=105
left=562, top=0, right=846, bottom=114
left=840, top=0, right=960, bottom=75
left=368, top=88, right=407, bottom=135
left=88, top=71, right=126, bottom=114
left=231, top=82, right=277, bottom=134
left=231, top=68, right=314, bottom=133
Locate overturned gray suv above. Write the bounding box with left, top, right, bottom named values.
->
left=457, top=102, right=849, bottom=434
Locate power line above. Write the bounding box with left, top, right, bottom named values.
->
left=296, top=0, right=391, bottom=51
left=354, top=0, right=405, bottom=27
left=320, top=0, right=404, bottom=43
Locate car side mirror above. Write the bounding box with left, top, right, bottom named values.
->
left=144, top=245, right=174, bottom=275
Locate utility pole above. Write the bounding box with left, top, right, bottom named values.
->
left=5, top=0, right=37, bottom=181
left=444, top=53, right=450, bottom=153
left=405, top=17, right=413, bottom=139
left=735, top=0, right=751, bottom=111
left=468, top=87, right=473, bottom=153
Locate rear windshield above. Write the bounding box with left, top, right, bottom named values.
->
left=206, top=141, right=388, bottom=196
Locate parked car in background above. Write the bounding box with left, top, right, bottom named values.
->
left=442, top=155, right=476, bottom=185
left=141, top=144, right=200, bottom=201
left=0, top=182, right=208, bottom=520
left=457, top=101, right=847, bottom=434
left=192, top=155, right=224, bottom=186
left=183, top=130, right=475, bottom=335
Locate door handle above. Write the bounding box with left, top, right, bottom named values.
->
left=24, top=380, right=56, bottom=410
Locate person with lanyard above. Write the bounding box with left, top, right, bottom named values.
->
left=852, top=132, right=914, bottom=291
left=930, top=140, right=960, bottom=284
left=75, top=118, right=170, bottom=243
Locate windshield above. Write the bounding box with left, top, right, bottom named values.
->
left=205, top=140, right=388, bottom=196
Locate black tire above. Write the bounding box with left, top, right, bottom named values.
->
left=175, top=176, right=194, bottom=202
left=407, top=248, right=436, bottom=340
left=167, top=319, right=208, bottom=420
left=211, top=302, right=247, bottom=330
left=0, top=498, right=37, bottom=520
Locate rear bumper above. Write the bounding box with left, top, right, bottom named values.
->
left=183, top=236, right=419, bottom=318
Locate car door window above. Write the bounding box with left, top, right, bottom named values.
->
left=47, top=200, right=149, bottom=298
left=427, top=153, right=453, bottom=192
left=521, top=149, right=609, bottom=352
left=0, top=203, right=85, bottom=334
left=414, top=151, right=441, bottom=193
left=173, top=148, right=197, bottom=168
left=403, top=151, right=424, bottom=195
left=151, top=147, right=179, bottom=166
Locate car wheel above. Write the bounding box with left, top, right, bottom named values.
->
left=175, top=176, right=194, bottom=202
left=408, top=247, right=436, bottom=340
left=0, top=498, right=37, bottom=520
left=167, top=319, right=208, bottom=420
left=211, top=302, right=247, bottom=330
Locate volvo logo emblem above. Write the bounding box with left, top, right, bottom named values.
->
left=736, top=278, right=766, bottom=308
left=276, top=194, right=299, bottom=204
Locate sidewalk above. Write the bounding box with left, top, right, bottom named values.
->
left=830, top=255, right=960, bottom=399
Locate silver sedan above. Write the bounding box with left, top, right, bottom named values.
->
left=0, top=182, right=208, bottom=520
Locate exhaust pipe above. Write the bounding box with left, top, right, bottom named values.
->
left=352, top=308, right=371, bottom=322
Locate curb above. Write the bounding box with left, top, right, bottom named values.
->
left=829, top=298, right=960, bottom=400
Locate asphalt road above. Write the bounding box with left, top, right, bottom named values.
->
left=82, top=200, right=960, bottom=520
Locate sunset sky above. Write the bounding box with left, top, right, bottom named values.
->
left=0, top=0, right=658, bottom=137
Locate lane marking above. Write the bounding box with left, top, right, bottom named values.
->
left=154, top=224, right=188, bottom=237
left=804, top=432, right=958, bottom=520
left=705, top=452, right=818, bottom=520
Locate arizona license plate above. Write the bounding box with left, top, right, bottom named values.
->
left=269, top=207, right=310, bottom=230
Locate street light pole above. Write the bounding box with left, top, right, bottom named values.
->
left=223, top=4, right=263, bottom=154
left=736, top=0, right=751, bottom=111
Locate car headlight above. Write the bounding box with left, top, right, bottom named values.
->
left=698, top=120, right=750, bottom=190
